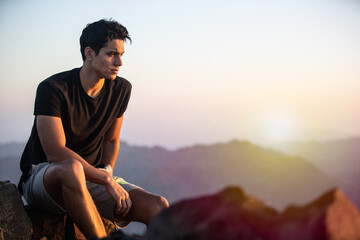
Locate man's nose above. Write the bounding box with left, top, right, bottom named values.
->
left=115, top=55, right=123, bottom=66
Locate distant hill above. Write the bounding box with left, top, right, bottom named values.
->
left=0, top=142, right=25, bottom=184
left=0, top=155, right=23, bottom=184
left=115, top=140, right=339, bottom=210
left=1, top=139, right=357, bottom=211
left=0, top=142, right=25, bottom=158
left=271, top=137, right=360, bottom=209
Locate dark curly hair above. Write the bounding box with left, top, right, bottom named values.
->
left=80, top=19, right=131, bottom=61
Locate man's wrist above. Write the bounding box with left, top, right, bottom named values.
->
left=96, top=168, right=113, bottom=185
left=96, top=163, right=113, bottom=176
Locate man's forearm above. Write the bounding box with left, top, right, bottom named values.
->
left=100, top=139, right=120, bottom=170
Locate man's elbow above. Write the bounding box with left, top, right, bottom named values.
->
left=103, top=138, right=120, bottom=146
left=43, top=145, right=67, bottom=162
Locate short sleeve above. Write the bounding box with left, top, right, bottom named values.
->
left=116, top=80, right=132, bottom=118
left=34, top=80, right=63, bottom=117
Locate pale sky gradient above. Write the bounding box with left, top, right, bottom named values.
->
left=0, top=0, right=359, bottom=149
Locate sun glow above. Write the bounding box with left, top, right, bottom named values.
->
left=257, top=112, right=299, bottom=145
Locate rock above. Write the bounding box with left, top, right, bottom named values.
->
left=276, top=188, right=360, bottom=240
left=26, top=207, right=66, bottom=240
left=0, top=226, right=4, bottom=240
left=145, top=186, right=277, bottom=240
left=92, top=230, right=143, bottom=240
left=26, top=206, right=117, bottom=240
left=0, top=180, right=117, bottom=240
left=145, top=186, right=360, bottom=240
left=0, top=181, right=32, bottom=240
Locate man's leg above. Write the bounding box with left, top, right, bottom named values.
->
left=43, top=159, right=107, bottom=238
left=115, top=188, right=169, bottom=226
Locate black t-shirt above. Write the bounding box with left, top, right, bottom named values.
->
left=19, top=68, right=132, bottom=185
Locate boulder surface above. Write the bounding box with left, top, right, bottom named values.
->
left=145, top=186, right=360, bottom=240
left=0, top=181, right=32, bottom=240
left=0, top=181, right=117, bottom=240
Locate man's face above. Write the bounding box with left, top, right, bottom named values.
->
left=90, top=39, right=125, bottom=80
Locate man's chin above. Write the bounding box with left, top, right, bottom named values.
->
left=108, top=75, right=117, bottom=80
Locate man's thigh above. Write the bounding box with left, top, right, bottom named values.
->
left=22, top=162, right=66, bottom=214
left=23, top=163, right=145, bottom=226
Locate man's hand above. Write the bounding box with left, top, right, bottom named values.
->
left=104, top=176, right=132, bottom=217
left=98, top=117, right=131, bottom=216
left=98, top=165, right=131, bottom=216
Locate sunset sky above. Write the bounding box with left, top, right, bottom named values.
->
left=0, top=0, right=359, bottom=149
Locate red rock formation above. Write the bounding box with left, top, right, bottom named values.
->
left=275, top=188, right=360, bottom=240
left=145, top=186, right=360, bottom=240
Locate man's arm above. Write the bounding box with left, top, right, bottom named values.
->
left=37, top=115, right=110, bottom=184
left=99, top=116, right=124, bottom=170
left=37, top=115, right=132, bottom=216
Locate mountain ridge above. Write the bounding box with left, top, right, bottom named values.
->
left=0, top=138, right=358, bottom=210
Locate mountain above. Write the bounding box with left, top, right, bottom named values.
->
left=0, top=139, right=353, bottom=211
left=0, top=142, right=26, bottom=158
left=115, top=140, right=338, bottom=210
left=0, top=142, right=26, bottom=184
left=271, top=137, right=360, bottom=209
left=0, top=155, right=23, bottom=185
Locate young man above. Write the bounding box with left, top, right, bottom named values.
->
left=18, top=19, right=168, bottom=239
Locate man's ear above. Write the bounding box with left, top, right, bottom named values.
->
left=84, top=46, right=94, bottom=61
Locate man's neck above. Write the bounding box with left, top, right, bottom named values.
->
left=79, top=64, right=105, bottom=98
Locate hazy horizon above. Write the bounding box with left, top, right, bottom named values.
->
left=1, top=0, right=359, bottom=150
left=1, top=135, right=360, bottom=153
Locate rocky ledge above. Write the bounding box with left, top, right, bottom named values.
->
left=144, top=186, right=360, bottom=240
left=2, top=180, right=360, bottom=240
left=0, top=181, right=118, bottom=240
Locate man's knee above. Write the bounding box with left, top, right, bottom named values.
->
left=153, top=195, right=169, bottom=212
left=42, top=159, right=86, bottom=208
left=46, top=159, right=84, bottom=183
left=60, top=159, right=84, bottom=177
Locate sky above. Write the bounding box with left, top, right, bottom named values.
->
left=0, top=0, right=359, bottom=149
